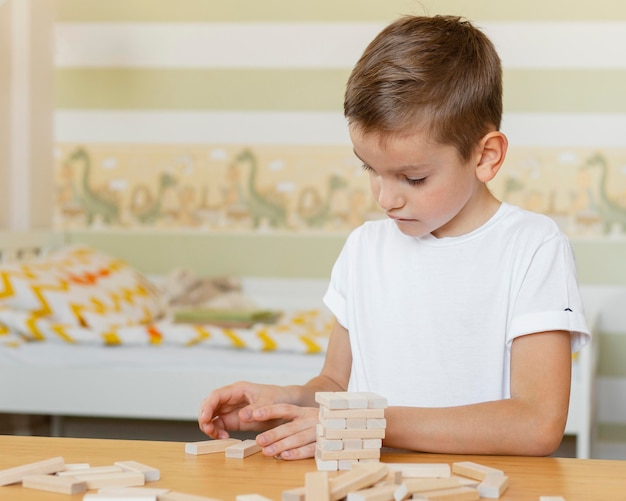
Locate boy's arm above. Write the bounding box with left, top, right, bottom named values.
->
left=383, top=330, right=572, bottom=456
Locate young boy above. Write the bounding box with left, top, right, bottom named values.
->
left=198, top=15, right=590, bottom=458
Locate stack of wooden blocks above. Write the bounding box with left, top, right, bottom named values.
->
left=314, top=391, right=388, bottom=471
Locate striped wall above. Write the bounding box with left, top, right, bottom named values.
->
left=54, top=0, right=626, bottom=445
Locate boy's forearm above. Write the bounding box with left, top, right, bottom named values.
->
left=384, top=398, right=567, bottom=456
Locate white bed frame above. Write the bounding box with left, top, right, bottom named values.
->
left=0, top=229, right=603, bottom=458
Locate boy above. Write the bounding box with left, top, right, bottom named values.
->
left=198, top=15, right=590, bottom=458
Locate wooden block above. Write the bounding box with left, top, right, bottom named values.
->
left=321, top=408, right=385, bottom=419
left=338, top=459, right=358, bottom=470
left=115, top=460, right=161, bottom=481
left=356, top=392, right=388, bottom=409
left=236, top=495, right=274, bottom=501
left=477, top=474, right=509, bottom=499
left=394, top=478, right=461, bottom=501
left=316, top=456, right=339, bottom=471
left=316, top=447, right=380, bottom=461
left=366, top=418, right=387, bottom=429
left=63, top=463, right=90, bottom=470
left=318, top=438, right=344, bottom=451
left=337, top=392, right=369, bottom=409
left=413, top=486, right=479, bottom=500
left=306, top=470, right=330, bottom=501
left=185, top=438, right=242, bottom=455
left=83, top=494, right=156, bottom=501
left=322, top=427, right=386, bottom=440
left=346, top=483, right=397, bottom=501
left=316, top=392, right=349, bottom=409
left=225, top=439, right=262, bottom=459
left=99, top=486, right=171, bottom=496
left=159, top=492, right=224, bottom=501
left=539, top=497, right=566, bottom=501
left=343, top=439, right=364, bottom=450
left=323, top=418, right=347, bottom=429
left=0, top=456, right=65, bottom=486
left=22, top=474, right=87, bottom=495
left=451, top=462, right=504, bottom=482
left=362, top=439, right=382, bottom=450
left=329, top=462, right=388, bottom=501
left=346, top=418, right=367, bottom=429
left=281, top=486, right=306, bottom=501
left=57, top=465, right=123, bottom=477
left=78, top=471, right=145, bottom=489
left=386, top=463, right=451, bottom=478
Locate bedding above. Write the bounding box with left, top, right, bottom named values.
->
left=0, top=245, right=331, bottom=354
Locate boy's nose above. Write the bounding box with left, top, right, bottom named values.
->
left=376, top=181, right=404, bottom=211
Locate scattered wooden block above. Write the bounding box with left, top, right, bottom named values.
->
left=236, top=495, right=274, bottom=501
left=281, top=485, right=306, bottom=501
left=115, top=460, right=161, bottom=481
left=451, top=461, right=504, bottom=481
left=539, top=497, right=566, bottom=501
left=225, top=439, right=262, bottom=459
left=185, top=438, right=242, bottom=455
left=57, top=465, right=123, bottom=477
left=394, top=478, right=461, bottom=501
left=305, top=470, right=330, bottom=501
left=22, top=474, right=87, bottom=495
left=159, top=492, right=224, bottom=501
left=83, top=494, right=156, bottom=501
left=63, top=463, right=90, bottom=470
left=412, top=486, right=479, bottom=500
left=347, top=483, right=397, bottom=501
left=99, top=486, right=171, bottom=496
left=477, top=473, right=509, bottom=499
left=386, top=463, right=451, bottom=478
left=77, top=471, right=145, bottom=489
left=0, top=456, right=65, bottom=486
left=329, top=462, right=388, bottom=501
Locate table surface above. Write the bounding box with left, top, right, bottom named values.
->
left=1, top=435, right=626, bottom=500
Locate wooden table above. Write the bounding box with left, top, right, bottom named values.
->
left=1, top=435, right=626, bottom=500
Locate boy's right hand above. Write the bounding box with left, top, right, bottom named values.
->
left=198, top=381, right=290, bottom=439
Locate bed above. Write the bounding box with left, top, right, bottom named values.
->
left=0, top=228, right=618, bottom=458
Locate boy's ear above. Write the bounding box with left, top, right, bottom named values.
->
left=475, top=131, right=508, bottom=183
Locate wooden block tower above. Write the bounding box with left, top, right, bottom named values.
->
left=314, top=391, right=387, bottom=471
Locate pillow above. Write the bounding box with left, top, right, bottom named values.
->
left=0, top=245, right=165, bottom=329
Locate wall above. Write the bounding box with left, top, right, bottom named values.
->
left=53, top=0, right=626, bottom=237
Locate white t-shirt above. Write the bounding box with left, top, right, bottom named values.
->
left=323, top=203, right=590, bottom=408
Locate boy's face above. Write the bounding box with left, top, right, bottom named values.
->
left=350, top=125, right=488, bottom=239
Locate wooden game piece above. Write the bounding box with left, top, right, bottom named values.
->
left=394, top=478, right=462, bottom=501
left=185, top=438, right=242, bottom=455
left=322, top=427, right=386, bottom=440
left=78, top=471, right=145, bottom=489
left=337, top=392, right=369, bottom=409
left=225, top=439, right=262, bottom=458
left=83, top=494, right=156, bottom=501
left=0, top=456, right=65, bottom=486
left=356, top=392, right=388, bottom=409
left=316, top=447, right=380, bottom=461
left=159, top=492, right=224, bottom=501
left=22, top=474, right=87, bottom=495
left=346, top=483, right=397, bottom=501
left=316, top=456, right=339, bottom=471
left=236, top=495, right=274, bottom=501
left=346, top=418, right=367, bottom=429
left=477, top=473, right=509, bottom=499
left=115, top=460, right=161, bottom=481
left=338, top=459, right=359, bottom=470
left=343, top=438, right=364, bottom=450
left=386, top=463, right=451, bottom=478
left=99, top=487, right=171, bottom=496
left=63, top=463, right=90, bottom=470
left=362, top=439, right=382, bottom=449
left=281, top=485, right=306, bottom=501
left=413, top=486, right=479, bottom=500
left=57, top=465, right=123, bottom=477
left=366, top=418, right=386, bottom=429
left=305, top=470, right=330, bottom=501
left=539, top=497, right=566, bottom=501
left=316, top=392, right=349, bottom=409
left=318, top=438, right=344, bottom=451
left=329, top=462, right=388, bottom=501
left=324, top=418, right=347, bottom=429
left=321, top=408, right=385, bottom=419
left=451, top=461, right=504, bottom=481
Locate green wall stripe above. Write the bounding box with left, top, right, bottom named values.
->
left=55, top=0, right=626, bottom=22
left=504, top=70, right=626, bottom=113
left=55, top=69, right=349, bottom=111
left=598, top=333, right=626, bottom=378
left=598, top=423, right=626, bottom=442
left=56, top=68, right=626, bottom=113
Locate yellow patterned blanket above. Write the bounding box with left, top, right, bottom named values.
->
left=0, top=245, right=330, bottom=353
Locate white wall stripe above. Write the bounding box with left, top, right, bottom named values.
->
left=55, top=21, right=626, bottom=69
left=55, top=110, right=626, bottom=147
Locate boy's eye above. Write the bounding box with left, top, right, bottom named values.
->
left=361, top=163, right=373, bottom=173
left=407, top=177, right=426, bottom=186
